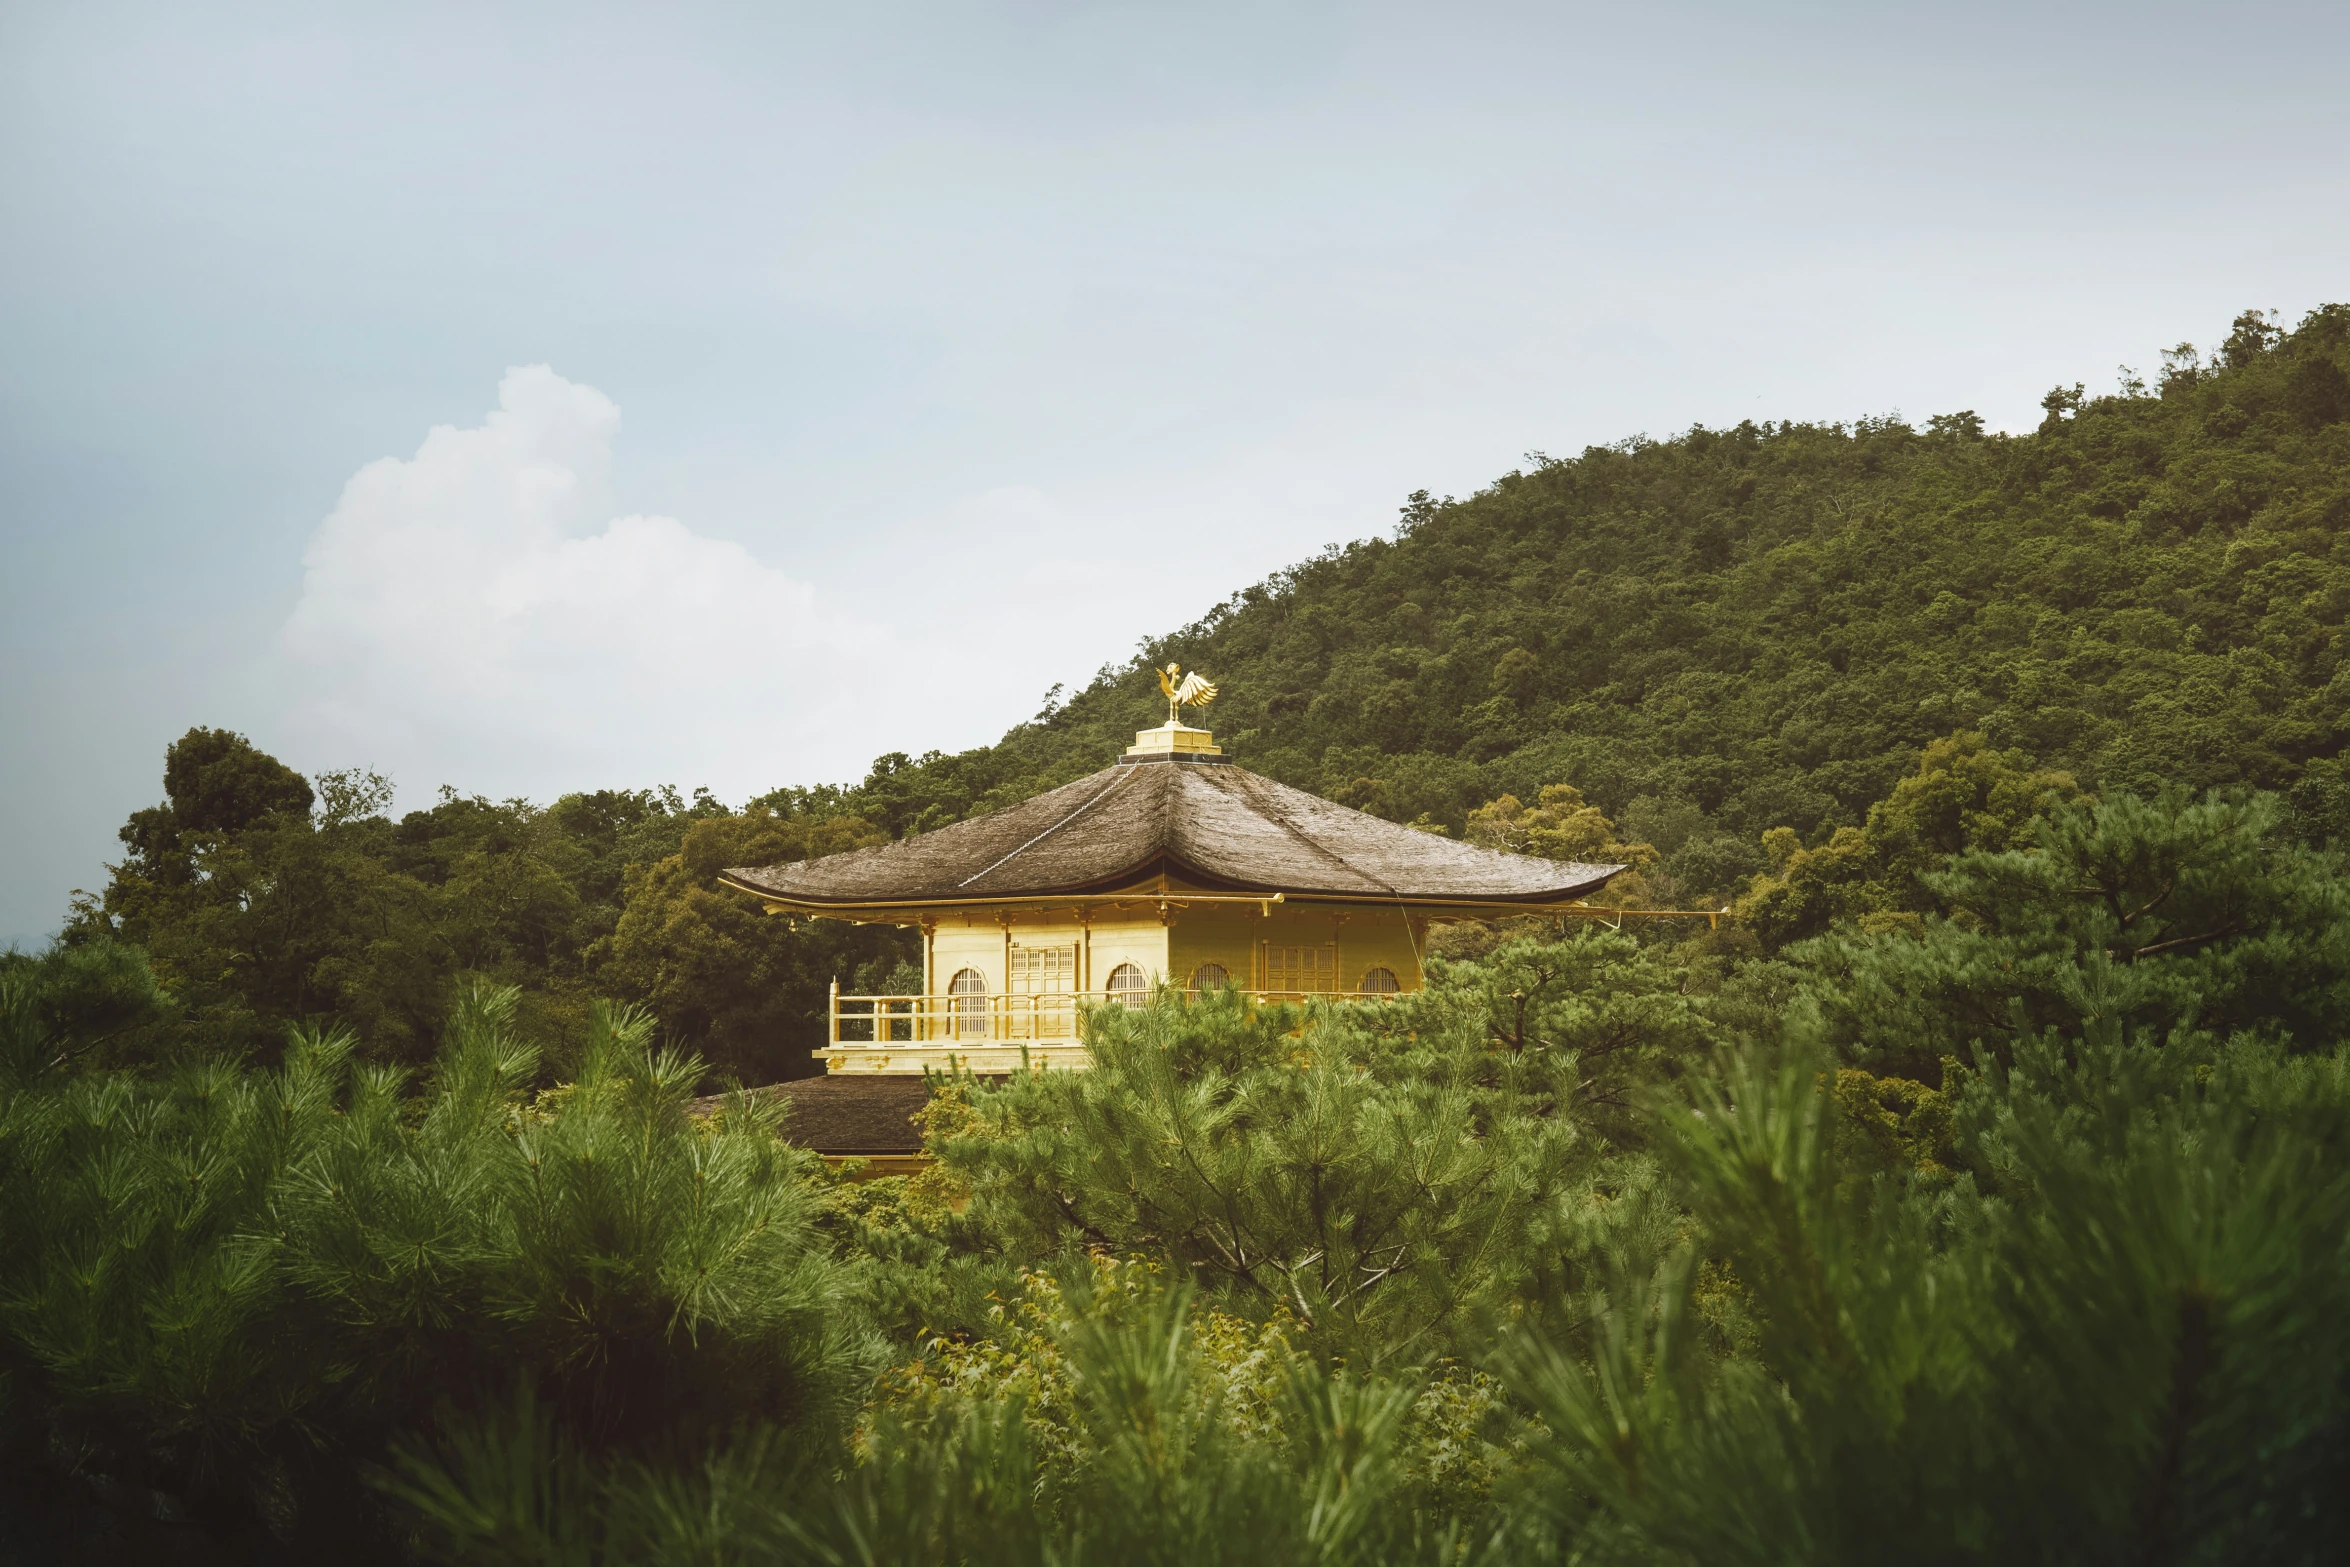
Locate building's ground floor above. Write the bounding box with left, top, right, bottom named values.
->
left=818, top=898, right=1429, bottom=1074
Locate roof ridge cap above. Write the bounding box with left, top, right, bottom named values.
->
left=953, top=765, right=1145, bottom=889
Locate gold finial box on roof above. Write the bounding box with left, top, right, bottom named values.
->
left=1124, top=721, right=1224, bottom=761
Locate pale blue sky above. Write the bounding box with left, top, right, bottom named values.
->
left=5, top=0, right=2348, bottom=945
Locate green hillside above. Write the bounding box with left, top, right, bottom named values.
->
left=865, top=305, right=2350, bottom=902
left=59, top=305, right=2350, bottom=1079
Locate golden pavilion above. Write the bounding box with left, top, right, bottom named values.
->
left=720, top=672, right=1628, bottom=1082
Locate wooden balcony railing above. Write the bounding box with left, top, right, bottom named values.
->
left=826, top=984, right=1399, bottom=1047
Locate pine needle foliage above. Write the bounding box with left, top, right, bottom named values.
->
left=940, top=932, right=1706, bottom=1366
left=1793, top=786, right=2350, bottom=1081
left=869, top=1256, right=1507, bottom=1525
left=398, top=1262, right=1486, bottom=1567
left=0, top=981, right=869, bottom=1557
left=1500, top=1025, right=2350, bottom=1565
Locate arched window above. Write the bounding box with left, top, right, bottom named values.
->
left=948, top=968, right=989, bottom=1038
left=1188, top=962, right=1231, bottom=997
left=1357, top=967, right=1401, bottom=995
left=1106, top=962, right=1149, bottom=1009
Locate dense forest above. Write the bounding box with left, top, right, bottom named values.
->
left=8, top=305, right=2350, bottom=1561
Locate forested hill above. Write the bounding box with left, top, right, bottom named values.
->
left=859, top=304, right=2350, bottom=897
left=59, top=305, right=2350, bottom=1081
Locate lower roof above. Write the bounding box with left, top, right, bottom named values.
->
left=767, top=1074, right=931, bottom=1155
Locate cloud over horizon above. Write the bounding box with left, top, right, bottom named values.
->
left=280, top=366, right=883, bottom=802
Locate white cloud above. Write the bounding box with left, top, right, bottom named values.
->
left=281, top=366, right=886, bottom=801
left=272, top=365, right=1432, bottom=812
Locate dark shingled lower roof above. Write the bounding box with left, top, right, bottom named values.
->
left=724, top=760, right=1623, bottom=906
left=768, top=1075, right=932, bottom=1155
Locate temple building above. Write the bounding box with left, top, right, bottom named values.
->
left=722, top=691, right=1628, bottom=1111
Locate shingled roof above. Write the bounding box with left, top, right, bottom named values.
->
left=691, top=1076, right=931, bottom=1155
left=722, top=758, right=1624, bottom=908
left=773, top=1075, right=929, bottom=1154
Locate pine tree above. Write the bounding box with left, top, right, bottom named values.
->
left=939, top=934, right=1703, bottom=1368
left=1501, top=1026, right=2350, bottom=1564
left=1792, top=786, right=2350, bottom=1083
left=0, top=978, right=871, bottom=1557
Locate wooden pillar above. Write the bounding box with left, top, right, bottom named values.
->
left=920, top=920, right=936, bottom=1040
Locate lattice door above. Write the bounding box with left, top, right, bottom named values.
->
left=1010, top=944, right=1077, bottom=1037
left=1262, top=943, right=1337, bottom=996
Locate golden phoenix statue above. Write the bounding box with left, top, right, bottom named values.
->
left=1157, top=663, right=1218, bottom=725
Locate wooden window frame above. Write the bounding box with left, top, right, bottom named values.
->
left=1105, top=962, right=1149, bottom=1009
left=948, top=967, right=989, bottom=1039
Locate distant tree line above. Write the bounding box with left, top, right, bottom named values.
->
left=60, top=728, right=913, bottom=1083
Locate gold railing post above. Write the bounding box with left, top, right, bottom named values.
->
left=828, top=978, right=840, bottom=1047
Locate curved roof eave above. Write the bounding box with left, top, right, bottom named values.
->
left=719, top=758, right=1635, bottom=908
left=719, top=855, right=1630, bottom=910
